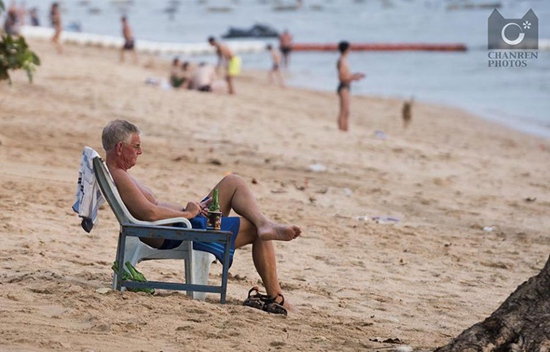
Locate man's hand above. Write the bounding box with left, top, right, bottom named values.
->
left=200, top=196, right=212, bottom=215
left=184, top=202, right=201, bottom=218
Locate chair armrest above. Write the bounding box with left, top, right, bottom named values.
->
left=130, top=218, right=193, bottom=228
left=122, top=223, right=232, bottom=242
left=136, top=217, right=192, bottom=228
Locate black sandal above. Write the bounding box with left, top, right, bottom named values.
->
left=243, top=286, right=267, bottom=310
left=243, top=286, right=288, bottom=316
left=262, top=293, right=287, bottom=315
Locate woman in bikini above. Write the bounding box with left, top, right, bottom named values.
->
left=50, top=2, right=63, bottom=54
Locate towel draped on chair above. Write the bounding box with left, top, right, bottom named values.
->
left=72, top=147, right=105, bottom=232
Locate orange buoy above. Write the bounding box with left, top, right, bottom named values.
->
left=291, top=43, right=467, bottom=52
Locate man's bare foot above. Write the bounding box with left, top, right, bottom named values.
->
left=271, top=292, right=299, bottom=314
left=258, top=222, right=301, bottom=241
left=282, top=298, right=300, bottom=314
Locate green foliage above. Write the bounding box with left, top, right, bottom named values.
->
left=0, top=35, right=41, bottom=84
left=0, top=0, right=41, bottom=84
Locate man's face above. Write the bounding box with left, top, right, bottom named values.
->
left=120, top=133, right=142, bottom=168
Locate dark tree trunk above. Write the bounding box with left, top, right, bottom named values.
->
left=434, top=255, right=550, bottom=352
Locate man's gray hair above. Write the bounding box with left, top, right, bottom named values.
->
left=102, top=120, right=140, bottom=151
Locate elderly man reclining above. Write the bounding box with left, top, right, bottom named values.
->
left=102, top=120, right=301, bottom=314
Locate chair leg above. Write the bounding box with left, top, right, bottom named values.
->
left=112, top=231, right=126, bottom=290
left=190, top=251, right=214, bottom=300
left=185, top=242, right=193, bottom=298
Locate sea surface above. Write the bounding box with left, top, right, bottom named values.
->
left=13, top=0, right=550, bottom=138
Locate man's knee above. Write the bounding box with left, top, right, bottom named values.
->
left=222, top=173, right=244, bottom=185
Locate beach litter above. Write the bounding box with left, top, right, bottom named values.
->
left=308, top=163, right=327, bottom=172
left=374, top=130, right=387, bottom=140
left=111, top=261, right=155, bottom=294
left=355, top=215, right=400, bottom=224
left=483, top=225, right=497, bottom=232
left=394, top=345, right=414, bottom=352
left=95, top=287, right=111, bottom=294
left=372, top=216, right=399, bottom=224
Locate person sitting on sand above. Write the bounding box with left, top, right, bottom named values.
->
left=169, top=57, right=186, bottom=88
left=208, top=36, right=241, bottom=95
left=179, top=61, right=196, bottom=90
left=102, top=120, right=302, bottom=314
left=189, top=62, right=217, bottom=92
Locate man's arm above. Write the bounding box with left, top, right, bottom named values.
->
left=338, top=59, right=365, bottom=83
left=111, top=169, right=200, bottom=221
left=215, top=48, right=223, bottom=68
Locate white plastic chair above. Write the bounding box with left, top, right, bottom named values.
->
left=91, top=151, right=230, bottom=302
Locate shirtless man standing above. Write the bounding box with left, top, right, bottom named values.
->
left=336, top=41, right=365, bottom=132
left=278, top=30, right=293, bottom=68
left=102, top=120, right=301, bottom=314
left=208, top=36, right=239, bottom=95
left=120, top=16, right=138, bottom=63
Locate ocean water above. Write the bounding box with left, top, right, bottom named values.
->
left=15, top=0, right=550, bottom=138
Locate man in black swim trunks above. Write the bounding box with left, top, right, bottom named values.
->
left=120, top=16, right=138, bottom=63
left=336, top=41, right=366, bottom=132
left=278, top=30, right=293, bottom=68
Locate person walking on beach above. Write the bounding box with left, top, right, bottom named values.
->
left=3, top=1, right=22, bottom=36
left=336, top=41, right=365, bottom=132
left=278, top=29, right=293, bottom=68
left=50, top=2, right=63, bottom=54
left=29, top=7, right=40, bottom=26
left=208, top=36, right=240, bottom=95
left=102, top=119, right=301, bottom=314
left=266, top=44, right=285, bottom=87
left=120, top=16, right=138, bottom=64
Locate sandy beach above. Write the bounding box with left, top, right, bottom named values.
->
left=1, top=40, right=549, bottom=351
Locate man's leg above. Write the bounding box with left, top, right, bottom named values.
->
left=339, top=88, right=350, bottom=131
left=211, top=174, right=301, bottom=241
left=234, top=216, right=295, bottom=312
left=226, top=75, right=235, bottom=95
left=337, top=91, right=344, bottom=130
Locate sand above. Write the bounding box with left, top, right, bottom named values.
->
left=1, top=39, right=549, bottom=352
